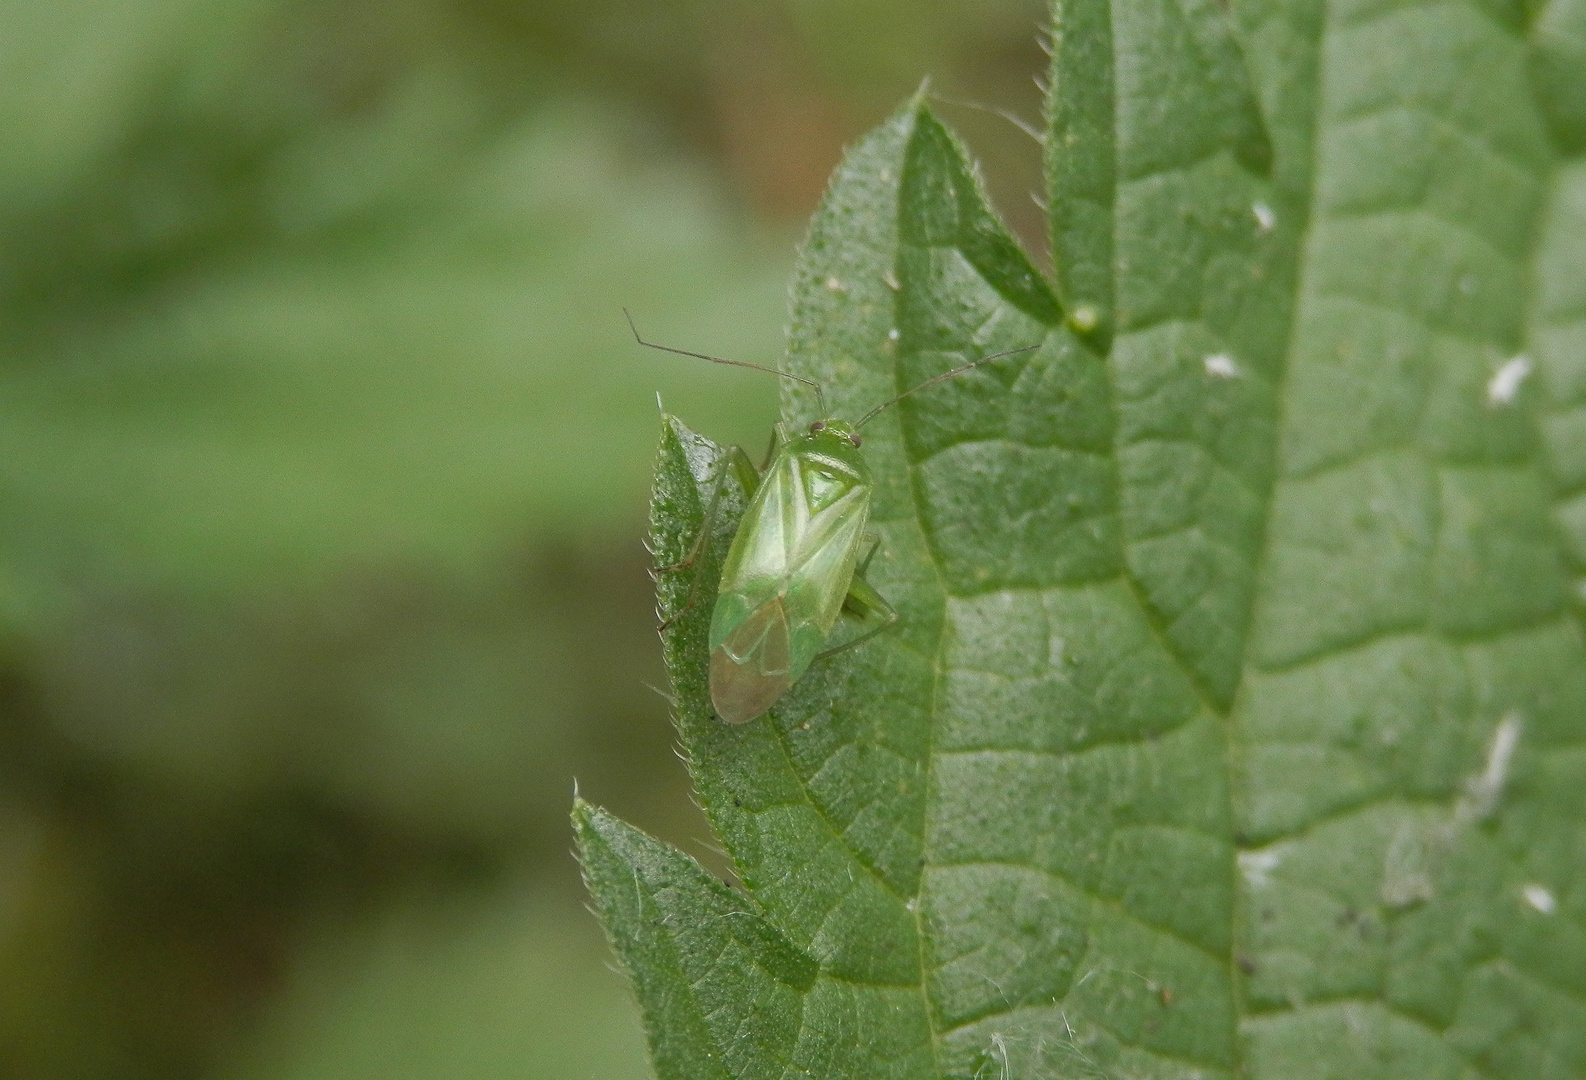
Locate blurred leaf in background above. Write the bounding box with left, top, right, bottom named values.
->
left=0, top=0, right=1048, bottom=1078
left=222, top=878, right=650, bottom=1080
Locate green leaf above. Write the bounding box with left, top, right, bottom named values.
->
left=1529, top=0, right=1586, bottom=152
left=224, top=877, right=652, bottom=1080
left=574, top=802, right=820, bottom=1080
left=580, top=0, right=1586, bottom=1074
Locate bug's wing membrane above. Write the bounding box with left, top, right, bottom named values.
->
left=710, top=596, right=794, bottom=724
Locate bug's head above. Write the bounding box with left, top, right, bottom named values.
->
left=808, top=419, right=861, bottom=449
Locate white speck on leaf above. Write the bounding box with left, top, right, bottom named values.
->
left=882, top=269, right=900, bottom=291
left=1046, top=635, right=1066, bottom=670
left=1486, top=355, right=1531, bottom=405
left=825, top=276, right=845, bottom=293
left=1204, top=353, right=1239, bottom=378
left=1252, top=202, right=1276, bottom=231
left=1238, top=848, right=1281, bottom=887
left=1523, top=884, right=1557, bottom=914
left=888, top=328, right=900, bottom=341
left=1371, top=713, right=1527, bottom=911
left=1458, top=712, right=1521, bottom=823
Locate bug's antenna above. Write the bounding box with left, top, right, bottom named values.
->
left=854, top=342, right=1041, bottom=429
left=929, top=91, right=1045, bottom=145
left=625, top=309, right=825, bottom=414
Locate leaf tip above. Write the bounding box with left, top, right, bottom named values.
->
left=570, top=795, right=597, bottom=839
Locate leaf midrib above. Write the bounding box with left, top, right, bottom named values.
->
left=875, top=1, right=1339, bottom=1071
left=1217, top=0, right=1321, bottom=1059
left=890, top=267, right=1246, bottom=1068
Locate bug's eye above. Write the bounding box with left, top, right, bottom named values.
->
left=850, top=434, right=862, bottom=448
left=809, top=420, right=825, bottom=432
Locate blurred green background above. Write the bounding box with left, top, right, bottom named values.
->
left=0, top=2, right=1047, bottom=1076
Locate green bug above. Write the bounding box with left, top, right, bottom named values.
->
left=630, top=312, right=1034, bottom=724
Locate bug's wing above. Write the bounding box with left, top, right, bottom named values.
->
left=780, top=475, right=871, bottom=670
left=716, top=457, right=795, bottom=597
left=710, top=595, right=793, bottom=724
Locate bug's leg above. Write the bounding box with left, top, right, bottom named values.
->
left=652, top=479, right=720, bottom=577
left=656, top=444, right=760, bottom=631
left=856, top=534, right=882, bottom=576
left=654, top=497, right=720, bottom=631
left=814, top=572, right=899, bottom=660
left=758, top=423, right=785, bottom=472
left=654, top=445, right=759, bottom=574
